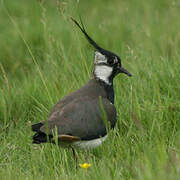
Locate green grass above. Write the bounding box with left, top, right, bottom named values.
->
left=0, top=0, right=180, bottom=179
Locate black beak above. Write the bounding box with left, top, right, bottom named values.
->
left=119, top=67, right=132, bottom=77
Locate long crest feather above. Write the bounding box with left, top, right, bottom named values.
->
left=71, top=17, right=102, bottom=51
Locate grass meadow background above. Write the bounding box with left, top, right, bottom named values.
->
left=0, top=0, right=180, bottom=179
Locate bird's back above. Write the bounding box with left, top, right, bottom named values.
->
left=32, top=78, right=116, bottom=142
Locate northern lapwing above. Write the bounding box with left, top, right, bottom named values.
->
left=32, top=18, right=132, bottom=162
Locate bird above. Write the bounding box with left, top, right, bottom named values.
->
left=32, top=18, right=132, bottom=163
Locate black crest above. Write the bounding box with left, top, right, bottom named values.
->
left=71, top=17, right=120, bottom=59
left=71, top=17, right=132, bottom=77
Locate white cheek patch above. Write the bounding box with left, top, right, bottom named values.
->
left=114, top=56, right=118, bottom=63
left=94, top=51, right=107, bottom=64
left=94, top=65, right=113, bottom=85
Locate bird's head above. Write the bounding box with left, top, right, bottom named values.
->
left=71, top=18, right=132, bottom=85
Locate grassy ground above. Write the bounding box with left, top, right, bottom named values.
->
left=0, top=0, right=180, bottom=179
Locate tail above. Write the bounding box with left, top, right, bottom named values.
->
left=32, top=132, right=53, bottom=144
left=32, top=122, right=53, bottom=144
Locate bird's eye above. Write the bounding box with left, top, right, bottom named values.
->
left=108, top=57, right=114, bottom=65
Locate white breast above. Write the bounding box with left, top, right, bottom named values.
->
left=72, top=135, right=108, bottom=149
